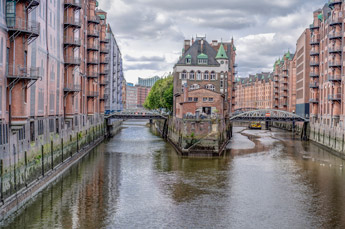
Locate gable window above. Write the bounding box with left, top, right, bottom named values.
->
left=204, top=71, right=209, bottom=80
left=209, top=97, right=214, bottom=102
left=190, top=84, right=199, bottom=90
left=186, top=58, right=191, bottom=64
left=206, top=84, right=215, bottom=91
left=197, top=71, right=202, bottom=80
left=189, top=71, right=195, bottom=80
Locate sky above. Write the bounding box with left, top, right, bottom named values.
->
left=98, top=0, right=327, bottom=84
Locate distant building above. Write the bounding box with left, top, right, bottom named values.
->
left=136, top=86, right=151, bottom=108
left=137, top=76, right=160, bottom=87
left=126, top=83, right=137, bottom=109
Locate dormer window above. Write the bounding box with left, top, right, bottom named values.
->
left=197, top=53, right=208, bottom=65
left=185, top=54, right=192, bottom=64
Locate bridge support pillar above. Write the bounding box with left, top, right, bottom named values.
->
left=265, top=121, right=270, bottom=130
left=301, top=121, right=309, bottom=141
left=149, top=119, right=153, bottom=124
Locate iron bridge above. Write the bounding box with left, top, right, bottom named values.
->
left=230, top=109, right=308, bottom=122
left=105, top=111, right=167, bottom=120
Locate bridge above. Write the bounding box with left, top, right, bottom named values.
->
left=105, top=110, right=167, bottom=120
left=230, top=109, right=309, bottom=140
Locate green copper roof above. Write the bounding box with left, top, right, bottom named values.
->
left=285, top=50, right=292, bottom=60
left=96, top=1, right=99, bottom=7
left=197, top=53, right=208, bottom=59
left=233, top=45, right=236, bottom=51
left=216, top=43, right=229, bottom=59
left=185, top=54, right=191, bottom=59
left=99, top=14, right=105, bottom=20
left=318, top=13, right=323, bottom=21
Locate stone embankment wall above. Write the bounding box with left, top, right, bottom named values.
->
left=155, top=117, right=232, bottom=156
left=0, top=118, right=122, bottom=221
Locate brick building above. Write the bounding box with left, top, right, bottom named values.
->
left=173, top=37, right=236, bottom=118
left=136, top=85, right=150, bottom=108
left=126, top=83, right=137, bottom=109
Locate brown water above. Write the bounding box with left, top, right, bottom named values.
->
left=2, top=121, right=345, bottom=229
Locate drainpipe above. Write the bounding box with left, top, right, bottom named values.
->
left=46, top=0, right=50, bottom=117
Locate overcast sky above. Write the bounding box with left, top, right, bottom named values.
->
left=98, top=0, right=326, bottom=84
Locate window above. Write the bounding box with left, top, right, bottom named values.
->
left=186, top=58, right=191, bottom=64
left=198, top=59, right=208, bottom=65
left=206, top=84, right=215, bottom=91
left=188, top=97, right=193, bottom=102
left=209, top=98, right=214, bottom=102
left=190, top=84, right=199, bottom=90
left=0, top=37, right=3, bottom=65
left=210, top=71, right=216, bottom=80
left=194, top=97, right=198, bottom=102
left=220, top=80, right=224, bottom=88
left=203, top=97, right=208, bottom=102
left=181, top=71, right=187, bottom=79
left=197, top=71, right=202, bottom=80
left=18, top=127, right=25, bottom=141
left=38, top=120, right=44, bottom=136
left=204, top=71, right=209, bottom=80
left=49, top=119, right=54, bottom=133
left=56, top=119, right=59, bottom=134
left=30, top=122, right=35, bottom=141
left=189, top=71, right=195, bottom=80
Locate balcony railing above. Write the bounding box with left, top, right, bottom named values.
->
left=310, top=37, right=320, bottom=45
left=88, top=16, right=100, bottom=24
left=6, top=65, right=41, bottom=80
left=100, top=57, right=110, bottom=64
left=328, top=93, right=342, bottom=101
left=329, top=17, right=343, bottom=26
left=310, top=50, right=320, bottom=56
left=310, top=72, right=319, bottom=78
left=328, top=74, right=342, bottom=81
left=100, top=69, right=109, bottom=75
left=310, top=23, right=320, bottom=30
left=329, top=31, right=342, bottom=40
left=87, top=42, right=99, bottom=51
left=87, top=92, right=99, bottom=98
left=329, top=46, right=342, bottom=53
left=63, top=37, right=81, bottom=47
left=87, top=29, right=99, bottom=37
left=87, top=57, right=98, bottom=65
left=6, top=18, right=40, bottom=36
left=282, top=74, right=288, bottom=78
left=309, top=82, right=319, bottom=88
left=309, top=98, right=319, bottom=104
left=64, top=0, right=82, bottom=9
left=329, top=61, right=342, bottom=67
left=64, top=84, right=81, bottom=92
left=64, top=17, right=81, bottom=28
left=310, top=61, right=320, bottom=66
left=100, top=45, right=110, bottom=53
left=100, top=38, right=110, bottom=43
left=64, top=56, right=81, bottom=65
left=100, top=95, right=109, bottom=100
left=87, top=72, right=98, bottom=78
left=100, top=80, right=109, bottom=86
left=329, top=0, right=343, bottom=7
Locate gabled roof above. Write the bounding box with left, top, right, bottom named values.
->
left=176, top=39, right=220, bottom=66
left=216, top=43, right=228, bottom=59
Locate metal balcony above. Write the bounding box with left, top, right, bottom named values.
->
left=87, top=72, right=98, bottom=78
left=328, top=93, right=342, bottom=102
left=64, top=84, right=81, bottom=92
left=100, top=38, right=110, bottom=43
left=329, top=0, right=342, bottom=7
left=25, top=0, right=40, bottom=12
left=329, top=32, right=342, bottom=40
left=309, top=82, right=319, bottom=89
left=329, top=46, right=342, bottom=53
left=64, top=17, right=81, bottom=28
left=100, top=80, right=109, bottom=86
left=87, top=29, right=99, bottom=37
left=329, top=17, right=343, bottom=26
left=282, top=75, right=288, bottom=78
left=6, top=65, right=41, bottom=80
left=273, top=79, right=279, bottom=82
left=310, top=38, right=320, bottom=45
left=328, top=74, right=342, bottom=82
left=63, top=37, right=81, bottom=47
left=64, top=57, right=81, bottom=65
left=310, top=61, right=320, bottom=66
left=88, top=16, right=100, bottom=24
left=310, top=72, right=319, bottom=78
left=87, top=92, right=99, bottom=98
left=310, top=23, right=320, bottom=30
left=100, top=95, right=109, bottom=101
left=7, top=18, right=40, bottom=42
left=100, top=57, right=110, bottom=64
left=64, top=0, right=81, bottom=9
left=310, top=50, right=319, bottom=56
left=100, top=45, right=110, bottom=54
left=87, top=58, right=98, bottom=65
left=87, top=43, right=99, bottom=51
left=329, top=61, right=342, bottom=67
left=309, top=98, right=319, bottom=104
left=100, top=69, right=109, bottom=75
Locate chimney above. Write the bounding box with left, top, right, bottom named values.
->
left=184, top=40, right=191, bottom=52
left=212, top=40, right=218, bottom=47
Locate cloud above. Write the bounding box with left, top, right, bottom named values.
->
left=125, top=55, right=166, bottom=62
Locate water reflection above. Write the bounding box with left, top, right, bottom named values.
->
left=3, top=122, right=345, bottom=228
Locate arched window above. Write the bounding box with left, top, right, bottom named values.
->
left=197, top=71, right=202, bottom=80
left=204, top=71, right=209, bottom=80
left=206, top=84, right=215, bottom=91
left=189, top=71, right=195, bottom=80
left=210, top=71, right=216, bottom=80
left=181, top=70, right=187, bottom=79
left=190, top=84, right=200, bottom=90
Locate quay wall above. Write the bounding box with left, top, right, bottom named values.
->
left=0, top=116, right=122, bottom=221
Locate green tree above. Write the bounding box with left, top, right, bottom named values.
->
left=144, top=76, right=173, bottom=111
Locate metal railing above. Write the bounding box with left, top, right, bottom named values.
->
left=64, top=17, right=81, bottom=27
left=310, top=72, right=319, bottom=78
left=309, top=82, right=319, bottom=88
left=6, top=18, right=40, bottom=35
left=329, top=16, right=343, bottom=25
left=87, top=57, right=98, bottom=64
left=64, top=84, right=81, bottom=92
left=329, top=31, right=342, bottom=39
left=328, top=74, right=342, bottom=81
left=100, top=38, right=110, bottom=43
left=310, top=23, right=320, bottom=30
left=64, top=0, right=82, bottom=8
left=310, top=61, right=320, bottom=66
left=64, top=37, right=81, bottom=46
left=329, top=46, right=342, bottom=53
left=64, top=56, right=81, bottom=65
left=310, top=50, right=319, bottom=55
left=328, top=93, right=342, bottom=101
left=87, top=29, right=99, bottom=37
left=309, top=98, right=319, bottom=103
left=88, top=42, right=99, bottom=50
left=6, top=65, right=41, bottom=79
left=87, top=72, right=98, bottom=78
left=87, top=92, right=99, bottom=97
left=100, top=45, right=110, bottom=53
left=328, top=61, right=342, bottom=67
left=88, top=16, right=100, bottom=24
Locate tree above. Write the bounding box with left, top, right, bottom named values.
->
left=144, top=76, right=173, bottom=111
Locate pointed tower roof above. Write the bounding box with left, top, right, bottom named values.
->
left=216, top=43, right=228, bottom=59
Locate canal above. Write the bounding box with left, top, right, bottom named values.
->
left=3, top=120, right=345, bottom=228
